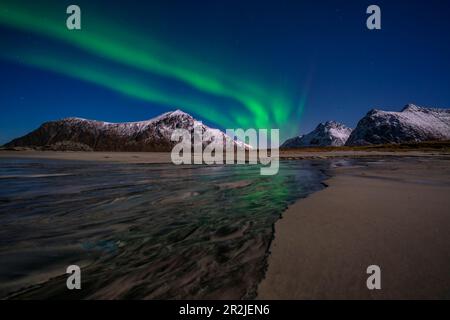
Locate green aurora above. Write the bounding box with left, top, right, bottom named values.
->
left=0, top=1, right=307, bottom=137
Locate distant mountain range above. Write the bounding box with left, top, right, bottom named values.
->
left=346, top=104, right=450, bottom=146
left=281, top=121, right=352, bottom=148
left=2, top=110, right=249, bottom=152
left=3, top=104, right=450, bottom=151
left=282, top=104, right=450, bottom=148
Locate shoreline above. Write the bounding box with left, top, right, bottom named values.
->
left=0, top=149, right=449, bottom=164
left=0, top=150, right=173, bottom=164
left=257, top=156, right=450, bottom=299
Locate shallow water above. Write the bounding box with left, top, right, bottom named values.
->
left=0, top=158, right=329, bottom=299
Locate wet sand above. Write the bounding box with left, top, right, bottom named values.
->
left=0, top=159, right=327, bottom=299
left=258, top=157, right=450, bottom=299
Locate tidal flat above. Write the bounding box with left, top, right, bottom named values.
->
left=0, top=158, right=329, bottom=299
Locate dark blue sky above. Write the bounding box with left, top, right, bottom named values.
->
left=1, top=0, right=449, bottom=144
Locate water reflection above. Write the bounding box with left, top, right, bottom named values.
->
left=0, top=159, right=328, bottom=299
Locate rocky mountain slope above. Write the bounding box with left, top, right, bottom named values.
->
left=346, top=104, right=450, bottom=146
left=3, top=110, right=248, bottom=152
left=281, top=121, right=352, bottom=148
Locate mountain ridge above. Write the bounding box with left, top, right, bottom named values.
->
left=346, top=104, right=450, bottom=146
left=4, top=104, right=450, bottom=151
left=281, top=121, right=352, bottom=148
left=3, top=110, right=249, bottom=152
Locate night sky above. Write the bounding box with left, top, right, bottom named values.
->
left=1, top=0, right=449, bottom=144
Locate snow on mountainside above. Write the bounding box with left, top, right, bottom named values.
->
left=3, top=110, right=250, bottom=152
left=346, top=104, right=450, bottom=146
left=281, top=121, right=352, bottom=148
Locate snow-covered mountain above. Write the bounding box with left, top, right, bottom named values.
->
left=3, top=110, right=250, bottom=151
left=281, top=121, right=352, bottom=148
left=346, top=104, right=450, bottom=146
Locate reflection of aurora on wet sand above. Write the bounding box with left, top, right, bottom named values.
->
left=0, top=159, right=328, bottom=299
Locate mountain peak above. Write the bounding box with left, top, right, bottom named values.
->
left=170, top=109, right=189, bottom=116
left=401, top=104, right=422, bottom=112
left=161, top=109, right=191, bottom=118
left=346, top=104, right=450, bottom=145
left=282, top=121, right=352, bottom=148
left=59, top=117, right=90, bottom=122
left=319, top=120, right=348, bottom=129
left=3, top=110, right=248, bottom=151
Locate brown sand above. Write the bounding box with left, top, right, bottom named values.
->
left=258, top=157, right=450, bottom=299
left=0, top=150, right=172, bottom=163
left=0, top=149, right=447, bottom=164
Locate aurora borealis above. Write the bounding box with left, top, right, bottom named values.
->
left=1, top=0, right=450, bottom=144
left=0, top=0, right=301, bottom=136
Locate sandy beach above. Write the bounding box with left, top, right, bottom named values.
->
left=0, top=149, right=447, bottom=164
left=0, top=150, right=173, bottom=163
left=1, top=150, right=449, bottom=299
left=258, top=156, right=450, bottom=299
